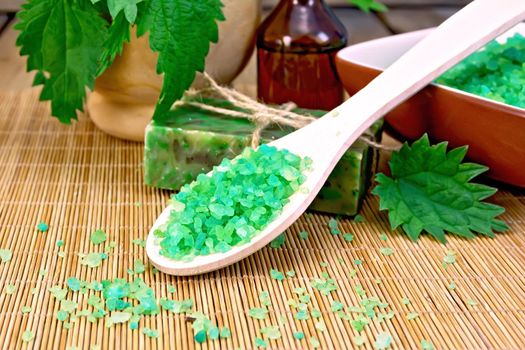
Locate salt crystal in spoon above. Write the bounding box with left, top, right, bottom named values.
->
left=147, top=0, right=525, bottom=276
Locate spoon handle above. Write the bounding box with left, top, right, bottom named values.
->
left=332, top=0, right=525, bottom=149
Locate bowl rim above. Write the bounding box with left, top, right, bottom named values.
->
left=337, top=25, right=525, bottom=115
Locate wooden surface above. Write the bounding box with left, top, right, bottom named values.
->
left=3, top=4, right=525, bottom=350
left=0, top=90, right=524, bottom=350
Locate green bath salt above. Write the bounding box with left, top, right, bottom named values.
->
left=144, top=97, right=383, bottom=217
left=154, top=145, right=311, bottom=260
left=437, top=33, right=525, bottom=108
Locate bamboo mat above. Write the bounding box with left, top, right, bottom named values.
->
left=1, top=90, right=525, bottom=350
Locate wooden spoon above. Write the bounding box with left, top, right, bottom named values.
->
left=147, top=0, right=525, bottom=276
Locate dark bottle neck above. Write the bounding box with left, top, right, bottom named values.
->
left=276, top=0, right=328, bottom=14
left=257, top=0, right=347, bottom=53
left=283, top=0, right=325, bottom=5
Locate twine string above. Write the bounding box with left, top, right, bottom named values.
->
left=175, top=73, right=398, bottom=151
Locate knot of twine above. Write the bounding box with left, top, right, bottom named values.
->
left=174, top=73, right=393, bottom=151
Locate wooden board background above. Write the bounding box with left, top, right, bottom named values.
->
left=0, top=90, right=524, bottom=350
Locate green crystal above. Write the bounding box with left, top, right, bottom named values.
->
left=49, top=286, right=68, bottom=300
left=172, top=299, right=194, bottom=313
left=248, top=307, right=268, bottom=320
left=56, top=310, right=69, bottom=321
left=343, top=233, right=354, bottom=242
left=294, top=310, right=309, bottom=320
left=160, top=298, right=193, bottom=314
left=153, top=144, right=311, bottom=260
left=133, top=259, right=146, bottom=274
left=311, top=309, right=322, bottom=318
left=67, top=277, right=81, bottom=291
left=437, top=34, right=525, bottom=109
left=0, top=249, right=12, bottom=263
left=260, top=325, right=281, bottom=339
left=109, top=312, right=132, bottom=325
left=22, top=330, right=34, bottom=342
left=293, top=331, right=305, bottom=340
left=270, top=269, right=285, bottom=281
left=374, top=332, right=393, bottom=349
left=259, top=291, right=271, bottom=306
left=90, top=229, right=107, bottom=245
left=310, top=337, right=321, bottom=348
left=129, top=317, right=139, bottom=330
left=80, top=252, right=107, bottom=268
left=255, top=337, right=268, bottom=348
left=270, top=234, right=286, bottom=248
left=143, top=97, right=383, bottom=217
left=331, top=301, right=344, bottom=312
left=219, top=327, right=231, bottom=338
left=60, top=300, right=78, bottom=313
left=36, top=221, right=48, bottom=232
left=142, top=327, right=159, bottom=338
left=194, top=330, right=207, bottom=343
left=208, top=326, right=220, bottom=340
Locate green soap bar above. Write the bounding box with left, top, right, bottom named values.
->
left=310, top=139, right=373, bottom=216
left=144, top=97, right=382, bottom=216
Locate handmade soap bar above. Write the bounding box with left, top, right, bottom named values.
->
left=144, top=98, right=382, bottom=216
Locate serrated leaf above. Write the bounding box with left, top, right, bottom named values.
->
left=16, top=0, right=108, bottom=123
left=373, top=134, right=508, bottom=243
left=349, top=0, right=387, bottom=12
left=97, top=12, right=131, bottom=76
left=107, top=0, right=143, bottom=23
left=138, top=0, right=224, bottom=122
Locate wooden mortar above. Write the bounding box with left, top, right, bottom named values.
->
left=87, top=0, right=261, bottom=141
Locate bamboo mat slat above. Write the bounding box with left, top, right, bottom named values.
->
left=0, top=90, right=524, bottom=350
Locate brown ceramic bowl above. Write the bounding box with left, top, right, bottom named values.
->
left=336, top=26, right=525, bottom=188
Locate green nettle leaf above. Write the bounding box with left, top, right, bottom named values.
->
left=372, top=134, right=508, bottom=243
left=349, top=0, right=387, bottom=13
left=16, top=0, right=108, bottom=123
left=97, top=12, right=131, bottom=76
left=138, top=0, right=224, bottom=122
left=107, top=0, right=144, bottom=23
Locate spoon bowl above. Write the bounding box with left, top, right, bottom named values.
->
left=147, top=0, right=525, bottom=276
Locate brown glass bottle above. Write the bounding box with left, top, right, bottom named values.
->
left=257, top=0, right=348, bottom=110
